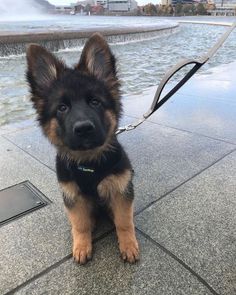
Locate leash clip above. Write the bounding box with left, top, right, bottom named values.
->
left=125, top=117, right=146, bottom=131
left=126, top=124, right=136, bottom=131
left=116, top=117, right=146, bottom=135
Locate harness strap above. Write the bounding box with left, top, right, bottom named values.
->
left=116, top=22, right=236, bottom=135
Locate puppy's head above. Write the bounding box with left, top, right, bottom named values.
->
left=26, top=33, right=121, bottom=155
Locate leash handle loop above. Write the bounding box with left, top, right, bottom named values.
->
left=143, top=58, right=206, bottom=119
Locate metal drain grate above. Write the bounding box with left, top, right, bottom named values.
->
left=0, top=181, right=50, bottom=226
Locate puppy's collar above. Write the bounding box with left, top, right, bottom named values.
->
left=77, top=165, right=95, bottom=173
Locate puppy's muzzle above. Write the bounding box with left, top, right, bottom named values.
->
left=73, top=120, right=95, bottom=137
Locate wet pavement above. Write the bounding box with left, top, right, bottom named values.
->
left=0, top=61, right=236, bottom=295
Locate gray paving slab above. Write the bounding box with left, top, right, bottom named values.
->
left=151, top=92, right=236, bottom=144
left=0, top=136, right=58, bottom=195
left=178, top=76, right=236, bottom=101
left=4, top=125, right=57, bottom=170
left=197, top=61, right=236, bottom=82
left=14, top=232, right=212, bottom=295
left=0, top=119, right=36, bottom=135
left=118, top=121, right=235, bottom=211
left=136, top=150, right=236, bottom=295
left=176, top=62, right=236, bottom=99
left=0, top=137, right=112, bottom=294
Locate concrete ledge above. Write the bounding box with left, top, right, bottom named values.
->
left=179, top=20, right=234, bottom=27
left=0, top=24, right=179, bottom=56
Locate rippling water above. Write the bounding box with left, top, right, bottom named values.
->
left=0, top=17, right=236, bottom=126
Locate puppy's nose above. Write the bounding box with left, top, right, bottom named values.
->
left=73, top=121, right=95, bottom=136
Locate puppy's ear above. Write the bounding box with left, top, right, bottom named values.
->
left=26, top=44, right=64, bottom=94
left=77, top=33, right=119, bottom=90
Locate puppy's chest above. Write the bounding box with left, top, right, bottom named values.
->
left=56, top=147, right=131, bottom=200
left=71, top=163, right=108, bottom=198
left=69, top=150, right=124, bottom=198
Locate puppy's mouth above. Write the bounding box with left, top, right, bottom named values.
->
left=66, top=137, right=105, bottom=151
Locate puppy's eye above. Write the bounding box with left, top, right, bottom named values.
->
left=89, top=98, right=101, bottom=107
left=57, top=104, right=68, bottom=113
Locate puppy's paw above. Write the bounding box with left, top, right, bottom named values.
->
left=73, top=242, right=92, bottom=265
left=119, top=238, right=139, bottom=264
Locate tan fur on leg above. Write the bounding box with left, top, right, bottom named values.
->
left=110, top=194, right=139, bottom=263
left=66, top=200, right=93, bottom=264
left=60, top=181, right=94, bottom=264
left=97, top=169, right=132, bottom=200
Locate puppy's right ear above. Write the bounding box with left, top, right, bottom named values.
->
left=26, top=44, right=65, bottom=94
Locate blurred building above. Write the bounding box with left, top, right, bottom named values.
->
left=96, top=0, right=107, bottom=6
left=213, top=0, right=236, bottom=8
left=107, top=0, right=137, bottom=11
left=161, top=0, right=172, bottom=5
left=168, top=0, right=236, bottom=6
left=73, top=0, right=137, bottom=11
left=55, top=5, right=72, bottom=13
left=171, top=0, right=195, bottom=4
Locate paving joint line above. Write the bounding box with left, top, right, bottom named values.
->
left=135, top=147, right=236, bottom=216
left=136, top=228, right=220, bottom=295
left=150, top=121, right=236, bottom=146
left=2, top=135, right=56, bottom=173
left=3, top=229, right=114, bottom=295
left=123, top=114, right=236, bottom=146
left=0, top=124, right=36, bottom=136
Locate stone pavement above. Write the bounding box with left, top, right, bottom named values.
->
left=0, top=62, right=236, bottom=295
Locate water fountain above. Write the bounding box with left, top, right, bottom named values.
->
left=0, top=0, right=45, bottom=21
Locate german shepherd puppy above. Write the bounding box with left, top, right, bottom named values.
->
left=26, top=33, right=139, bottom=264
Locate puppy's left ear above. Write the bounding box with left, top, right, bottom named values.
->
left=77, top=33, right=119, bottom=92
left=26, top=44, right=65, bottom=94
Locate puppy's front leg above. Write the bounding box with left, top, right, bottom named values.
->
left=110, top=194, right=139, bottom=263
left=60, top=181, right=93, bottom=264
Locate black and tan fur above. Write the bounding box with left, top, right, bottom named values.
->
left=26, top=33, right=139, bottom=264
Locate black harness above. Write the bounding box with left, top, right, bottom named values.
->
left=56, top=142, right=131, bottom=200
left=70, top=150, right=122, bottom=198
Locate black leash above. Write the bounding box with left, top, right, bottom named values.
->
left=116, top=22, right=236, bottom=135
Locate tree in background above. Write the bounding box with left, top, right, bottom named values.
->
left=158, top=5, right=174, bottom=16
left=206, top=3, right=216, bottom=10
left=141, top=2, right=209, bottom=16
left=175, top=3, right=183, bottom=15
left=143, top=3, right=157, bottom=15
left=196, top=3, right=207, bottom=15
left=84, top=4, right=91, bottom=14
left=182, top=4, right=196, bottom=15
left=168, top=5, right=174, bottom=15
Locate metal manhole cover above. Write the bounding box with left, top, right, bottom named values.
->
left=0, top=181, right=51, bottom=226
